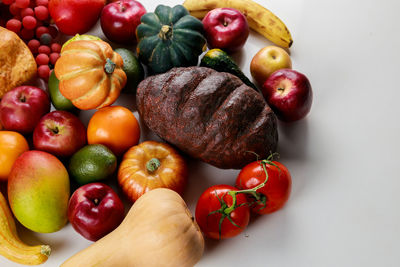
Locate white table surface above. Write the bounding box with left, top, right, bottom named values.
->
left=2, top=0, right=400, bottom=266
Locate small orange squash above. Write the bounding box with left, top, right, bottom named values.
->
left=54, top=39, right=127, bottom=110
left=118, top=141, right=187, bottom=202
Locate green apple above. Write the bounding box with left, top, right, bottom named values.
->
left=250, top=46, right=292, bottom=85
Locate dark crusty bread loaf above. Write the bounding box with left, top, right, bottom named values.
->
left=136, top=66, right=278, bottom=169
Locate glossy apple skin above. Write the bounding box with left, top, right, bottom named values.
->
left=100, top=0, right=146, bottom=44
left=33, top=110, right=87, bottom=157
left=68, top=183, right=125, bottom=241
left=262, top=69, right=313, bottom=122
left=250, top=46, right=292, bottom=85
left=0, top=86, right=50, bottom=134
left=202, top=8, right=249, bottom=53
left=49, top=0, right=106, bottom=35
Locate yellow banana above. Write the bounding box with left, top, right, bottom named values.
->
left=0, top=191, right=51, bottom=265
left=183, top=0, right=293, bottom=48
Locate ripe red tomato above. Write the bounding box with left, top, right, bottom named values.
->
left=235, top=160, right=292, bottom=214
left=195, top=185, right=250, bottom=240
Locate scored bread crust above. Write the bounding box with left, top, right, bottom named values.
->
left=0, top=27, right=37, bottom=98
left=137, top=66, right=278, bottom=169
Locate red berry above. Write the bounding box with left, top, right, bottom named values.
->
left=20, top=28, right=34, bottom=39
left=9, top=3, right=21, bottom=16
left=35, top=25, right=49, bottom=38
left=49, top=52, right=60, bottom=65
left=48, top=25, right=58, bottom=38
left=22, top=15, right=36, bottom=29
left=36, top=53, right=49, bottom=65
left=38, top=45, right=51, bottom=54
left=38, top=64, right=50, bottom=80
left=2, top=0, right=15, bottom=5
left=6, top=19, right=22, bottom=33
left=27, top=39, right=40, bottom=54
left=34, top=5, right=48, bottom=20
left=35, top=0, right=48, bottom=7
left=13, top=14, right=22, bottom=20
left=20, top=7, right=34, bottom=17
left=15, top=0, right=30, bottom=9
left=50, top=43, right=61, bottom=53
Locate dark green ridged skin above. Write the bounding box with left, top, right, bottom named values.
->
left=137, top=5, right=206, bottom=74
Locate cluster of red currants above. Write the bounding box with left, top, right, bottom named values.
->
left=2, top=0, right=61, bottom=81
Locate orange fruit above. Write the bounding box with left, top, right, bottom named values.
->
left=0, top=131, right=29, bottom=181
left=87, top=106, right=140, bottom=156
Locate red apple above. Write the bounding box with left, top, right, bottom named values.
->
left=68, top=183, right=125, bottom=241
left=100, top=0, right=146, bottom=44
left=33, top=110, right=87, bottom=157
left=0, top=86, right=50, bottom=134
left=49, top=0, right=106, bottom=36
left=202, top=8, right=249, bottom=53
left=262, top=69, right=313, bottom=122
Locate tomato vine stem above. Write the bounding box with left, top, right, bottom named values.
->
left=208, top=153, right=280, bottom=239
left=223, top=159, right=271, bottom=214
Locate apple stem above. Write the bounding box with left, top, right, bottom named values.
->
left=19, top=95, right=26, bottom=103
left=146, top=158, right=161, bottom=173
left=93, top=198, right=99, bottom=205
left=119, top=2, right=126, bottom=12
left=52, top=127, right=59, bottom=134
left=278, top=87, right=285, bottom=92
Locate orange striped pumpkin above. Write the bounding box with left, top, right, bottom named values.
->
left=54, top=40, right=127, bottom=110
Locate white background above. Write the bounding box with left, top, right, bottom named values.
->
left=2, top=0, right=400, bottom=266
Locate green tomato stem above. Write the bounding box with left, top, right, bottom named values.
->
left=223, top=159, right=272, bottom=215
left=208, top=153, right=280, bottom=239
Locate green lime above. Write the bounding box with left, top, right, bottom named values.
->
left=48, top=71, right=76, bottom=111
left=115, top=48, right=144, bottom=94
left=69, top=144, right=117, bottom=185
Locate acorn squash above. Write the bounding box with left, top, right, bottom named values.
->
left=136, top=5, right=206, bottom=74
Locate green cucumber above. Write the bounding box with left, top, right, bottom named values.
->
left=200, top=49, right=259, bottom=91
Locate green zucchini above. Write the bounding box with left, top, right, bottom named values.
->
left=200, top=49, right=259, bottom=91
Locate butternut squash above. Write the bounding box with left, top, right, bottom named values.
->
left=0, top=191, right=51, bottom=265
left=61, top=188, right=204, bottom=267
